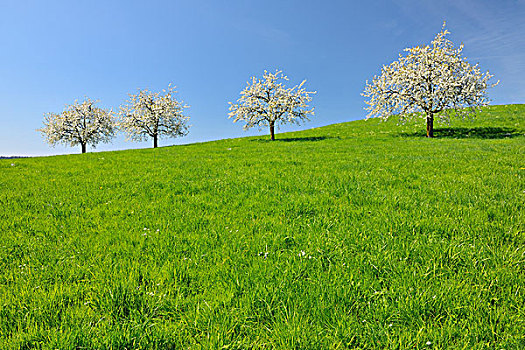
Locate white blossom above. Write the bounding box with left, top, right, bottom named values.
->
left=39, top=98, right=116, bottom=153
left=228, top=70, right=316, bottom=140
left=362, top=23, right=498, bottom=137
left=119, top=84, right=190, bottom=148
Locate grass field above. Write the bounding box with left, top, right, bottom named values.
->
left=1, top=104, right=524, bottom=349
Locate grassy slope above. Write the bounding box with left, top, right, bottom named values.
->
left=0, top=104, right=524, bottom=349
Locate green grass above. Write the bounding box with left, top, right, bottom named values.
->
left=1, top=104, right=524, bottom=349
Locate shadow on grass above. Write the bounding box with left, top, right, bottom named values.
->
left=252, top=136, right=338, bottom=143
left=400, top=127, right=522, bottom=139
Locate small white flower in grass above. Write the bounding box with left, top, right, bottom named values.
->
left=11, top=163, right=15, bottom=166
left=426, top=341, right=432, bottom=345
left=388, top=323, right=393, bottom=327
left=299, top=250, right=306, bottom=257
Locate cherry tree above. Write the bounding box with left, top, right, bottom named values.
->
left=39, top=98, right=116, bottom=153
left=228, top=70, right=315, bottom=141
left=362, top=23, right=498, bottom=137
left=119, top=85, right=190, bottom=148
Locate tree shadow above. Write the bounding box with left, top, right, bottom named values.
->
left=251, top=136, right=338, bottom=143
left=400, top=127, right=522, bottom=139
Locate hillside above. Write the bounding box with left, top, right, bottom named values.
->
left=1, top=104, right=524, bottom=349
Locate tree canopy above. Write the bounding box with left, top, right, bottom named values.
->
left=362, top=23, right=498, bottom=137
left=39, top=98, right=116, bottom=153
left=229, top=70, right=315, bottom=140
left=119, top=85, right=190, bottom=148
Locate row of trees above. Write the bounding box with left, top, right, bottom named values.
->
left=39, top=85, right=190, bottom=153
left=40, top=24, right=497, bottom=153
left=40, top=71, right=315, bottom=153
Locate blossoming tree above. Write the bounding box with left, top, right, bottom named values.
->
left=39, top=98, right=116, bottom=153
left=362, top=23, right=497, bottom=137
left=228, top=70, right=315, bottom=141
left=119, top=85, right=190, bottom=148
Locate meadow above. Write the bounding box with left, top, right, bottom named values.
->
left=0, top=104, right=524, bottom=349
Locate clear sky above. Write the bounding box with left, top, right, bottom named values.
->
left=1, top=0, right=524, bottom=156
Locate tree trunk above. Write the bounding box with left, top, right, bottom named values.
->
left=426, top=113, right=434, bottom=138
left=81, top=143, right=87, bottom=153
left=153, top=134, right=158, bottom=148
left=269, top=122, right=275, bottom=141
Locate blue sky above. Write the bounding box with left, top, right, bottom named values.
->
left=1, top=0, right=524, bottom=156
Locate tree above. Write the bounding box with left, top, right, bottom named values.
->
left=39, top=98, right=116, bottom=153
left=228, top=70, right=315, bottom=141
left=119, top=85, right=190, bottom=148
left=362, top=23, right=498, bottom=137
